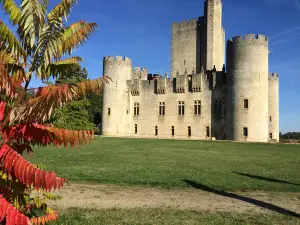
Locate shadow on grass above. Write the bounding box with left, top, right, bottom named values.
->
left=232, top=171, right=300, bottom=187
left=183, top=180, right=300, bottom=218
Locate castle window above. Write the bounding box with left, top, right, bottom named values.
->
left=206, top=126, right=210, bottom=137
left=159, top=102, right=165, bottom=116
left=270, top=116, right=272, bottom=122
left=171, top=126, right=175, bottom=136
left=134, top=103, right=139, bottom=116
left=269, top=133, right=273, bottom=139
left=178, top=101, right=185, bottom=115
left=155, top=126, right=158, bottom=136
left=108, top=108, right=111, bottom=116
left=244, top=99, right=249, bottom=109
left=243, top=127, right=248, bottom=137
left=188, top=126, right=191, bottom=137
left=194, top=101, right=201, bottom=115
left=135, top=124, right=138, bottom=134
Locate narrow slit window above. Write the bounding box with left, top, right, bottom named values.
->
left=243, top=127, right=248, bottom=137
left=188, top=126, right=191, bottom=137
left=108, top=108, right=111, bottom=116
left=244, top=99, right=249, bottom=109
left=206, top=126, right=210, bottom=137
left=270, top=116, right=272, bottom=122
left=155, top=126, right=158, bottom=136
left=171, top=126, right=175, bottom=136
left=135, top=124, right=138, bottom=134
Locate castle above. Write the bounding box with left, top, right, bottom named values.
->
left=102, top=0, right=279, bottom=143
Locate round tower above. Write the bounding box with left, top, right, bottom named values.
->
left=226, top=34, right=269, bottom=142
left=102, top=56, right=132, bottom=136
left=268, top=73, right=279, bottom=142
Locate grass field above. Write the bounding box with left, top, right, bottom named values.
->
left=27, top=137, right=300, bottom=192
left=48, top=208, right=300, bottom=225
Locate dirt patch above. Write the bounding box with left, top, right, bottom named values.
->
left=47, top=182, right=300, bottom=215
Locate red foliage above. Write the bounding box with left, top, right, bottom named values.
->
left=0, top=144, right=67, bottom=191
left=2, top=123, right=94, bottom=148
left=0, top=64, right=24, bottom=100
left=30, top=211, right=58, bottom=225
left=0, top=194, right=30, bottom=224
left=0, top=101, right=7, bottom=121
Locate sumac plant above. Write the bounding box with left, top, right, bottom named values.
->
left=0, top=0, right=109, bottom=224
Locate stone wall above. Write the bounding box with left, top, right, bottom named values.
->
left=128, top=75, right=213, bottom=140
left=171, top=19, right=199, bottom=78
left=268, top=73, right=279, bottom=142
left=226, top=34, right=269, bottom=142
left=204, top=0, right=224, bottom=71
left=102, top=56, right=132, bottom=136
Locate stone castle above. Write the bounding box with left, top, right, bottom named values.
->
left=102, top=0, right=279, bottom=143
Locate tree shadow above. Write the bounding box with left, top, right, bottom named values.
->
left=183, top=180, right=300, bottom=218
left=232, top=171, right=300, bottom=187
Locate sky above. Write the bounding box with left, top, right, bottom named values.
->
left=1, top=0, right=300, bottom=132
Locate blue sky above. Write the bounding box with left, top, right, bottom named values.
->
left=1, top=0, right=300, bottom=132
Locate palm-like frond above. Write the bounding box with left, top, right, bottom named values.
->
left=3, top=123, right=94, bottom=147
left=45, top=56, right=82, bottom=79
left=0, top=64, right=24, bottom=100
left=56, top=21, right=98, bottom=58
left=18, top=0, right=45, bottom=50
left=30, top=18, right=64, bottom=77
left=0, top=0, right=22, bottom=25
left=48, top=0, right=76, bottom=21
left=0, top=20, right=26, bottom=61
left=0, top=51, right=26, bottom=81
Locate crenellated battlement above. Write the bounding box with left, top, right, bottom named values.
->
left=206, top=0, right=222, bottom=5
left=268, top=72, right=279, bottom=80
left=172, top=18, right=197, bottom=27
left=133, top=67, right=148, bottom=80
left=104, top=56, right=132, bottom=64
left=227, top=34, right=268, bottom=45
left=133, top=67, right=147, bottom=72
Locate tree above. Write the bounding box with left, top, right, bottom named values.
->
left=51, top=66, right=96, bottom=131
left=0, top=0, right=109, bottom=224
left=87, top=92, right=103, bottom=132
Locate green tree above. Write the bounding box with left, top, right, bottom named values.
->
left=51, top=66, right=96, bottom=130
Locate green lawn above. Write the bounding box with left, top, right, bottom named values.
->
left=27, top=137, right=300, bottom=192
left=49, top=208, right=300, bottom=225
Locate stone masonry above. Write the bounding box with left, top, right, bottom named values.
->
left=102, top=0, right=280, bottom=143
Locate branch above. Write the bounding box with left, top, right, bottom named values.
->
left=0, top=144, right=67, bottom=191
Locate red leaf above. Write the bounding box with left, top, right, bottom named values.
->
left=0, top=195, right=29, bottom=224
left=0, top=101, right=7, bottom=121
left=35, top=170, right=41, bottom=191
left=1, top=144, right=66, bottom=191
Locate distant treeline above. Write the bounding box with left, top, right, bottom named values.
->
left=280, top=132, right=300, bottom=140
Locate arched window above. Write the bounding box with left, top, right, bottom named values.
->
left=188, top=126, right=191, bottom=137
left=135, top=124, right=138, bottom=134
left=155, top=126, right=158, bottom=136
left=171, top=126, right=175, bottom=136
